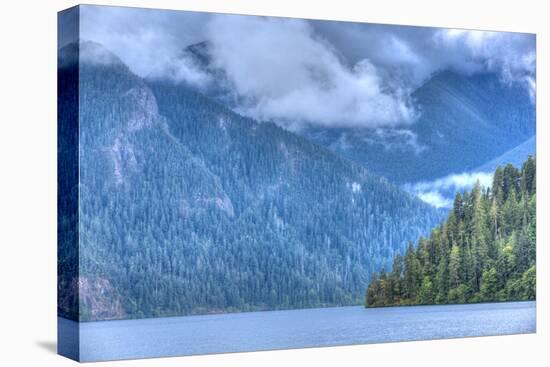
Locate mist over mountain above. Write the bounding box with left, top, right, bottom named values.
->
left=80, top=6, right=535, bottom=131
left=58, top=42, right=444, bottom=321
left=306, top=70, right=535, bottom=184
left=167, top=41, right=535, bottom=207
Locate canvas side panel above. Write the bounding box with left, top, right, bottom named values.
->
left=57, top=5, right=80, bottom=362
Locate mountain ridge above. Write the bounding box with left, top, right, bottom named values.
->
left=174, top=41, right=535, bottom=184
left=304, top=70, right=535, bottom=184
left=58, top=42, right=445, bottom=321
left=475, top=136, right=536, bottom=173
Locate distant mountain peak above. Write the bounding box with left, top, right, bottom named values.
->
left=304, top=69, right=535, bottom=184
left=80, top=41, right=125, bottom=66
left=181, top=41, right=213, bottom=66
left=58, top=40, right=127, bottom=70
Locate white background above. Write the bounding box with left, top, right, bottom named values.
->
left=0, top=0, right=547, bottom=365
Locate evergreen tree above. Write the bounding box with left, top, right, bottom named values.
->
left=418, top=276, right=435, bottom=304
left=366, top=156, right=536, bottom=307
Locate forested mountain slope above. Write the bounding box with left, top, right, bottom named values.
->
left=366, top=157, right=536, bottom=307
left=58, top=42, right=444, bottom=321
left=179, top=42, right=535, bottom=184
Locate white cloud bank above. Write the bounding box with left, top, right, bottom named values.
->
left=314, top=22, right=536, bottom=100
left=435, top=29, right=536, bottom=100
left=417, top=191, right=453, bottom=209
left=405, top=171, right=493, bottom=208
left=79, top=6, right=210, bottom=78
left=205, top=15, right=417, bottom=130
left=78, top=5, right=536, bottom=129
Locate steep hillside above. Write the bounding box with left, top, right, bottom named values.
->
left=58, top=42, right=444, bottom=321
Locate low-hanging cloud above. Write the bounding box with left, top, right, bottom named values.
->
left=79, top=5, right=210, bottom=79
left=78, top=5, right=536, bottom=129
left=205, top=15, right=417, bottom=130
left=313, top=22, right=536, bottom=99
left=434, top=29, right=536, bottom=100
left=405, top=171, right=493, bottom=208
left=417, top=191, right=453, bottom=209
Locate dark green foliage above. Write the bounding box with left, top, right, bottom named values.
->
left=366, top=157, right=536, bottom=307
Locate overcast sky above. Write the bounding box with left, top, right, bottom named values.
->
left=77, top=5, right=536, bottom=130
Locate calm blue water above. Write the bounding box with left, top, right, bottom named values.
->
left=59, top=301, right=535, bottom=362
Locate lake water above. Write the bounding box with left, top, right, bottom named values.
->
left=59, top=301, right=535, bottom=362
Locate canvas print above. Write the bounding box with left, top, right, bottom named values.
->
left=58, top=5, right=536, bottom=362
